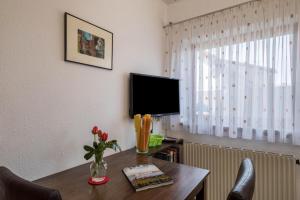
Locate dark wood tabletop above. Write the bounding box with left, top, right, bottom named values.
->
left=35, top=148, right=209, bottom=200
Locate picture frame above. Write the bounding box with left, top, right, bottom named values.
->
left=64, top=12, right=113, bottom=70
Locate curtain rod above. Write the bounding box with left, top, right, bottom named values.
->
left=163, top=0, right=261, bottom=29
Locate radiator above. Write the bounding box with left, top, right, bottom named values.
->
left=184, top=143, right=296, bottom=200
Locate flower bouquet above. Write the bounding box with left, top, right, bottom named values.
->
left=83, top=126, right=121, bottom=184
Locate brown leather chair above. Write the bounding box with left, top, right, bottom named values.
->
left=0, top=166, right=62, bottom=200
left=227, top=158, right=255, bottom=200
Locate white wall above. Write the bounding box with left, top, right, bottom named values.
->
left=167, top=0, right=249, bottom=23
left=0, top=0, right=167, bottom=180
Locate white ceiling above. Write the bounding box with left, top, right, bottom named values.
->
left=161, top=0, right=186, bottom=5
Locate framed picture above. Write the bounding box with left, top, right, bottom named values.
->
left=64, top=12, right=113, bottom=70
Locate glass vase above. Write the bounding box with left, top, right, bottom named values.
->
left=136, top=134, right=150, bottom=154
left=90, top=159, right=107, bottom=179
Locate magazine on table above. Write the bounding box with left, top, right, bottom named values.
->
left=123, top=164, right=174, bottom=192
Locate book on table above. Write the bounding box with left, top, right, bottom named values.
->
left=123, top=164, right=174, bottom=192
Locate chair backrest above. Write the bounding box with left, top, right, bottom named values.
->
left=227, top=158, right=255, bottom=200
left=0, top=166, right=62, bottom=200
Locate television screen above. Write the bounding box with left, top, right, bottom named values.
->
left=129, top=73, right=180, bottom=118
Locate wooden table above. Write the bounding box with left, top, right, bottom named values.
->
left=35, top=148, right=209, bottom=200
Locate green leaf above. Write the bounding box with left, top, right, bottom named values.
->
left=105, top=140, right=121, bottom=152
left=93, top=142, right=98, bottom=149
left=84, top=151, right=94, bottom=160
left=83, top=145, right=94, bottom=152
left=97, top=142, right=105, bottom=152
left=115, top=143, right=122, bottom=152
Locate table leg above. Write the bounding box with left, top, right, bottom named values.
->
left=196, top=180, right=207, bottom=200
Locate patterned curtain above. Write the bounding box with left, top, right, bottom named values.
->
left=164, top=0, right=300, bottom=145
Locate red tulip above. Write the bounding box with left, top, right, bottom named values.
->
left=97, top=130, right=102, bottom=138
left=101, top=132, right=108, bottom=141
left=91, top=126, right=98, bottom=135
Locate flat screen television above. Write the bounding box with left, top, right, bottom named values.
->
left=129, top=73, right=180, bottom=118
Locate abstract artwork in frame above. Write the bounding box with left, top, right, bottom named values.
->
left=64, top=12, right=113, bottom=70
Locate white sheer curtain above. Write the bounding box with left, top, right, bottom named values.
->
left=164, top=0, right=300, bottom=145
